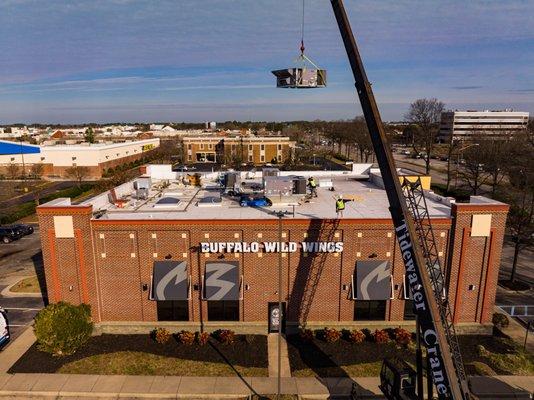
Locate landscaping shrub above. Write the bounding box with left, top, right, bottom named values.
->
left=152, top=327, right=171, bottom=344
left=196, top=331, right=210, bottom=346
left=176, top=330, right=195, bottom=345
left=372, top=329, right=389, bottom=344
left=393, top=328, right=412, bottom=346
left=322, top=327, right=342, bottom=343
left=492, top=313, right=509, bottom=329
left=344, top=329, right=366, bottom=344
left=33, top=302, right=93, bottom=356
left=298, top=328, right=314, bottom=343
left=213, top=329, right=235, bottom=345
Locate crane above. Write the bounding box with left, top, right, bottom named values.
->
left=328, top=1, right=471, bottom=399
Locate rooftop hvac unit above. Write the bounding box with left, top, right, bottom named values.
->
left=263, top=167, right=280, bottom=178
left=136, top=188, right=149, bottom=200
left=272, top=68, right=327, bottom=89
left=264, top=176, right=293, bottom=197
left=293, top=176, right=307, bottom=195
left=133, top=177, right=151, bottom=190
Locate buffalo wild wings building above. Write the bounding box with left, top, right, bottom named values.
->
left=37, top=164, right=508, bottom=333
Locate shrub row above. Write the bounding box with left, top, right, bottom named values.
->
left=297, top=327, right=413, bottom=346
left=151, top=328, right=235, bottom=346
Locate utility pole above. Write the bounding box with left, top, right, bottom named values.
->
left=275, top=209, right=285, bottom=400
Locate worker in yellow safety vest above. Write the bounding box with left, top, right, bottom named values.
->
left=336, top=195, right=352, bottom=218
left=308, top=177, right=317, bottom=197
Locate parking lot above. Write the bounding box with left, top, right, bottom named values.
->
left=0, top=225, right=46, bottom=345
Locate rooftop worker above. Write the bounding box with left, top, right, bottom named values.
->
left=336, top=195, right=352, bottom=218
left=308, top=177, right=317, bottom=197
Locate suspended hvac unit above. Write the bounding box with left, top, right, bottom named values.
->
left=272, top=67, right=326, bottom=89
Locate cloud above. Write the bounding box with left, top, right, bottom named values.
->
left=451, top=86, right=483, bottom=90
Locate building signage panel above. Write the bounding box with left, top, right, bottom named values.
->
left=355, top=260, right=392, bottom=300
left=205, top=261, right=239, bottom=301
left=152, top=261, right=188, bottom=300
left=200, top=241, right=343, bottom=253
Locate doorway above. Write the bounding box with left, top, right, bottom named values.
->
left=268, top=302, right=286, bottom=333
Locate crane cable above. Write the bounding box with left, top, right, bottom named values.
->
left=300, top=0, right=305, bottom=55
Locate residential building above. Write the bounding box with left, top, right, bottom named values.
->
left=182, top=135, right=295, bottom=165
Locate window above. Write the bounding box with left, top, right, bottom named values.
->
left=277, top=155, right=282, bottom=162
left=260, top=155, right=265, bottom=162
left=354, top=300, right=386, bottom=321
left=403, top=300, right=416, bottom=321
left=260, top=144, right=265, bottom=151
left=188, top=154, right=192, bottom=161
left=188, top=144, right=192, bottom=150
left=248, top=144, right=253, bottom=151
left=208, top=300, right=239, bottom=321
left=208, top=143, right=213, bottom=150
left=277, top=144, right=282, bottom=151
left=200, top=143, right=204, bottom=150
left=157, top=300, right=189, bottom=321
left=248, top=155, right=253, bottom=162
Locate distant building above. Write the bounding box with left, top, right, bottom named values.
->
left=438, top=110, right=529, bottom=141
left=0, top=138, right=160, bottom=179
left=182, top=135, right=295, bottom=164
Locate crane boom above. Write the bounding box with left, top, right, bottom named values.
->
left=329, top=1, right=471, bottom=399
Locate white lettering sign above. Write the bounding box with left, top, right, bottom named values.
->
left=200, top=241, right=343, bottom=253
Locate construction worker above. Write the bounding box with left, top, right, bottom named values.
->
left=308, top=177, right=318, bottom=197
left=336, top=195, right=352, bottom=218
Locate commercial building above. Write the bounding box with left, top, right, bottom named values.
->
left=438, top=110, right=529, bottom=142
left=37, top=164, right=508, bottom=334
left=182, top=136, right=295, bottom=165
left=0, top=138, right=160, bottom=179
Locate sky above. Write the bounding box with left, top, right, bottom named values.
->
left=0, top=0, right=533, bottom=124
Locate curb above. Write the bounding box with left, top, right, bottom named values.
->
left=0, top=276, right=43, bottom=298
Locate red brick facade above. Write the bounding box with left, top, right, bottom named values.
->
left=37, top=204, right=508, bottom=331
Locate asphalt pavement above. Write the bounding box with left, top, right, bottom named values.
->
left=0, top=225, right=46, bottom=344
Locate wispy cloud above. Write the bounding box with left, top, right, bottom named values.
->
left=451, top=86, right=483, bottom=90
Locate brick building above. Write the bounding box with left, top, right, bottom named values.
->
left=36, top=164, right=508, bottom=334
left=182, top=135, right=295, bottom=165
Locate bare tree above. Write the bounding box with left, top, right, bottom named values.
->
left=503, top=130, right=534, bottom=282
left=459, top=143, right=490, bottom=195
left=6, top=164, right=20, bottom=180
left=404, top=98, right=445, bottom=174
left=65, top=166, right=90, bottom=187
left=445, top=139, right=460, bottom=193
left=30, top=163, right=45, bottom=180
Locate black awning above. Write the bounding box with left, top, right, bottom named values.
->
left=204, top=261, right=240, bottom=301
left=355, top=260, right=392, bottom=300
left=152, top=261, right=189, bottom=300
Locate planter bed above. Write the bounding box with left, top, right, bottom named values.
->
left=287, top=333, right=534, bottom=378
left=9, top=333, right=268, bottom=376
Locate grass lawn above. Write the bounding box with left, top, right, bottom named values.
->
left=10, top=334, right=268, bottom=377
left=9, top=275, right=41, bottom=293
left=288, top=333, right=534, bottom=377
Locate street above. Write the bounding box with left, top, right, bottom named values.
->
left=0, top=225, right=46, bottom=344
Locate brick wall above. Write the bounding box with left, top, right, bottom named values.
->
left=37, top=205, right=507, bottom=328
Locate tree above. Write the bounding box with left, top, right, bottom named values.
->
left=404, top=98, right=445, bottom=174
left=483, top=139, right=510, bottom=197
left=352, top=117, right=373, bottom=162
left=459, top=144, right=490, bottom=195
left=6, top=163, right=20, bottom=180
left=65, top=166, right=90, bottom=187
left=445, top=139, right=460, bottom=193
left=84, top=127, right=95, bottom=144
left=30, top=163, right=45, bottom=179
left=502, top=131, right=534, bottom=282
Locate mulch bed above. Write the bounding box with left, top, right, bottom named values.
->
left=498, top=279, right=530, bottom=292
left=287, top=334, right=415, bottom=377
left=9, top=333, right=267, bottom=374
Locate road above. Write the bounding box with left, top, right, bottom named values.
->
left=0, top=225, right=46, bottom=344
left=0, top=180, right=77, bottom=209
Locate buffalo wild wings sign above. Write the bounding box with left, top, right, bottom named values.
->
left=200, top=241, right=344, bottom=253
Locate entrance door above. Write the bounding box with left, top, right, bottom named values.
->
left=268, top=302, right=286, bottom=333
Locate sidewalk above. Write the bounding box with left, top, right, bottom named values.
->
left=267, top=333, right=291, bottom=378
left=494, top=306, right=534, bottom=354
left=0, top=326, right=35, bottom=374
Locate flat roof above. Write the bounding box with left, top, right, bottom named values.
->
left=85, top=173, right=454, bottom=221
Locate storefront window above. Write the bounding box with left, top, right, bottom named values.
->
left=157, top=300, right=189, bottom=321
left=208, top=300, right=239, bottom=321
left=354, top=300, right=386, bottom=321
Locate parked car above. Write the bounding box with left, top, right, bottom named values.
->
left=239, top=195, right=271, bottom=208
left=0, top=227, right=23, bottom=244
left=11, top=224, right=34, bottom=236
left=172, top=165, right=196, bottom=172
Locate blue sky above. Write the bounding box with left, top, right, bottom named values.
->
left=0, top=0, right=533, bottom=124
